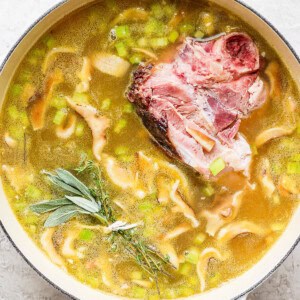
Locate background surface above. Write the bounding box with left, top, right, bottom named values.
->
left=0, top=0, right=300, bottom=299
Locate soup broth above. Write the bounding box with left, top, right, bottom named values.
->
left=1, top=0, right=299, bottom=299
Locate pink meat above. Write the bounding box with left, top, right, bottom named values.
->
left=127, top=32, right=266, bottom=178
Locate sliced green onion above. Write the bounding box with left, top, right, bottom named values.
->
left=163, top=4, right=176, bottom=18
left=53, top=109, right=67, bottom=126
left=115, top=25, right=130, bottom=39
left=168, top=30, right=179, bottom=43
left=75, top=123, right=85, bottom=137
left=19, top=70, right=32, bottom=82
left=209, top=157, right=226, bottom=176
left=287, top=161, right=300, bottom=174
left=101, top=98, right=111, bottom=110
left=32, top=48, right=46, bottom=59
left=115, top=41, right=128, bottom=57
left=150, top=37, right=169, bottom=49
left=179, top=287, right=194, bottom=297
left=20, top=111, right=29, bottom=127
left=79, top=229, right=94, bottom=241
left=114, top=119, right=127, bottom=133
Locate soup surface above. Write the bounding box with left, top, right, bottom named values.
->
left=1, top=0, right=300, bottom=299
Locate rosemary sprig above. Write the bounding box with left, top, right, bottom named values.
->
left=30, top=158, right=172, bottom=283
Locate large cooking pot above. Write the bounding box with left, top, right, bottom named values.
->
left=0, top=1, right=299, bottom=299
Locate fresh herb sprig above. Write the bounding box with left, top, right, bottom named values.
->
left=30, top=158, right=173, bottom=284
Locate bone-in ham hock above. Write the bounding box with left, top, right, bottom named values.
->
left=127, top=32, right=267, bottom=178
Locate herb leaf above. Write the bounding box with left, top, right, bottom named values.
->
left=30, top=198, right=72, bottom=214
left=65, top=195, right=100, bottom=213
left=44, top=205, right=88, bottom=227
left=56, top=169, right=95, bottom=201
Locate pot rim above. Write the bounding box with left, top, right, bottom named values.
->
left=0, top=1, right=299, bottom=300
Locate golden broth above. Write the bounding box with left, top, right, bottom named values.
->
left=0, top=0, right=299, bottom=299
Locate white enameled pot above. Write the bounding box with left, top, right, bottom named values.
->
left=0, top=1, right=299, bottom=299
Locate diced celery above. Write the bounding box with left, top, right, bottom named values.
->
left=180, top=23, right=194, bottom=35
left=73, top=92, right=90, bottom=104
left=272, top=162, right=282, bottom=176
left=123, top=103, right=134, bottom=113
left=178, top=262, right=193, bottom=276
left=51, top=96, right=67, bottom=109
left=272, top=193, right=280, bottom=205
left=150, top=37, right=169, bottom=49
left=25, top=185, right=42, bottom=199
left=8, top=105, right=19, bottom=120
left=201, top=184, right=215, bottom=197
left=194, top=233, right=206, bottom=245
left=164, top=289, right=177, bottom=299
left=194, top=30, right=205, bottom=38
left=115, top=41, right=128, bottom=57
left=32, top=48, right=46, bottom=59
left=28, top=56, right=39, bottom=66
left=11, top=84, right=22, bottom=98
left=19, top=70, right=32, bottom=82
left=149, top=295, right=160, bottom=300
left=130, top=271, right=143, bottom=280
left=101, top=98, right=111, bottom=110
left=75, top=123, right=85, bottom=137
left=209, top=272, right=221, bottom=287
left=115, top=25, right=130, bottom=39
left=137, top=37, right=148, bottom=48
left=168, top=30, right=179, bottom=43
left=132, top=286, right=147, bottom=298
left=87, top=277, right=99, bottom=288
left=151, top=3, right=164, bottom=19
left=138, top=201, right=154, bottom=212
left=53, top=109, right=67, bottom=125
left=119, top=154, right=134, bottom=163
left=251, top=144, right=258, bottom=156
left=43, top=35, right=56, bottom=49
left=115, top=145, right=128, bottom=156
left=179, top=287, right=194, bottom=297
left=209, top=157, right=226, bottom=176
left=9, top=125, right=24, bottom=140
left=20, top=111, right=30, bottom=127
left=184, top=247, right=199, bottom=264
left=124, top=37, right=135, bottom=48
left=130, top=54, right=143, bottom=65
left=291, top=153, right=300, bottom=161
left=163, top=4, right=176, bottom=18
left=144, top=18, right=165, bottom=36
left=287, top=161, right=300, bottom=174
left=114, top=119, right=127, bottom=133
left=25, top=214, right=39, bottom=225
left=79, top=229, right=94, bottom=241
left=297, top=122, right=300, bottom=134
